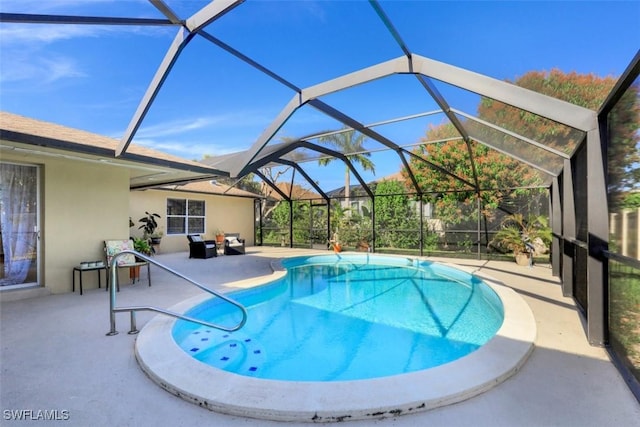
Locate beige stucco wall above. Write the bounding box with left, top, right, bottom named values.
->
left=129, top=189, right=255, bottom=254
left=2, top=154, right=255, bottom=297
left=2, top=153, right=130, bottom=295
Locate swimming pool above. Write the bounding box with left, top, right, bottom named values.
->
left=172, top=255, right=504, bottom=381
left=136, top=253, right=536, bottom=422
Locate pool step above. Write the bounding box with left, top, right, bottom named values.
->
left=179, top=329, right=265, bottom=376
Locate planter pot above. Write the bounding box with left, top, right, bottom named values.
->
left=216, top=234, right=225, bottom=244
left=150, top=237, right=162, bottom=245
left=356, top=241, right=370, bottom=252
left=129, top=265, right=141, bottom=280
left=515, top=252, right=531, bottom=266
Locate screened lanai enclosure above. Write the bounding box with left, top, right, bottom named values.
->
left=1, top=0, right=639, bottom=400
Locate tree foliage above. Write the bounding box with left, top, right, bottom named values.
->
left=479, top=70, right=616, bottom=150
left=328, top=200, right=372, bottom=248
left=620, top=192, right=640, bottom=210
left=606, top=81, right=640, bottom=210
left=318, top=128, right=375, bottom=201
left=374, top=180, right=420, bottom=248
left=406, top=123, right=533, bottom=223
left=406, top=69, right=622, bottom=225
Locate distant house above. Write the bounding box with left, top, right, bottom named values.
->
left=325, top=184, right=371, bottom=215
left=0, top=112, right=257, bottom=298
left=130, top=180, right=259, bottom=254
left=260, top=181, right=321, bottom=202
left=326, top=172, right=436, bottom=220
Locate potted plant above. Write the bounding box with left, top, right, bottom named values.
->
left=214, top=229, right=225, bottom=244
left=132, top=237, right=153, bottom=256
left=130, top=237, right=152, bottom=281
left=139, top=212, right=162, bottom=244
left=149, top=229, right=163, bottom=245
left=490, top=214, right=551, bottom=266
left=330, top=231, right=342, bottom=253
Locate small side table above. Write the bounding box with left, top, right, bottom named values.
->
left=73, top=265, right=106, bottom=295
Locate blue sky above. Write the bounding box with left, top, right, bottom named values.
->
left=1, top=0, right=639, bottom=190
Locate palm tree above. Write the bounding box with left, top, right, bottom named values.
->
left=318, top=128, right=375, bottom=211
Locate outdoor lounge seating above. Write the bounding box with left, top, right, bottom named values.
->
left=224, top=233, right=245, bottom=255
left=104, top=239, right=151, bottom=291
left=187, top=235, right=217, bottom=259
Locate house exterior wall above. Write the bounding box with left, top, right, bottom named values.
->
left=129, top=189, right=255, bottom=253
left=2, top=154, right=255, bottom=298
left=1, top=152, right=130, bottom=296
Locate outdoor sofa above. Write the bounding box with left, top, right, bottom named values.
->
left=224, top=233, right=245, bottom=255
left=187, top=234, right=217, bottom=259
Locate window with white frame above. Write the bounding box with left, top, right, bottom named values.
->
left=166, top=198, right=205, bottom=235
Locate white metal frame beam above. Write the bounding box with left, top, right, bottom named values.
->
left=231, top=53, right=596, bottom=176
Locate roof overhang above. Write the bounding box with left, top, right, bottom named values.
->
left=0, top=124, right=227, bottom=190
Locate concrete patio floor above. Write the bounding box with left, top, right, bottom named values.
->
left=1, top=247, right=639, bottom=426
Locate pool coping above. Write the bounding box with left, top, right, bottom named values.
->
left=135, top=254, right=537, bottom=422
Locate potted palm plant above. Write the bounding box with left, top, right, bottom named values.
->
left=490, top=214, right=551, bottom=265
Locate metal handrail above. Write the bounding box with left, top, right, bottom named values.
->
left=106, top=250, right=247, bottom=336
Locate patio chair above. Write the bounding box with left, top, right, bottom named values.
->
left=224, top=233, right=245, bottom=255
left=187, top=234, right=217, bottom=259
left=104, top=239, right=151, bottom=291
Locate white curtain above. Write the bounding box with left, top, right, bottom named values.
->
left=0, top=163, right=38, bottom=286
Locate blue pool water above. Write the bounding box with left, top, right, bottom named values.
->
left=173, top=255, right=504, bottom=382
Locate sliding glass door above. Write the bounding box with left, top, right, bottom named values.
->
left=0, top=162, right=40, bottom=288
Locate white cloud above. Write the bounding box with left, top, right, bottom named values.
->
left=41, top=57, right=86, bottom=82
left=135, top=116, right=227, bottom=139
left=113, top=108, right=339, bottom=160
left=108, top=113, right=264, bottom=159
left=0, top=22, right=170, bottom=47
left=0, top=25, right=105, bottom=45
left=135, top=111, right=274, bottom=139
left=0, top=54, right=85, bottom=84
left=132, top=137, right=245, bottom=159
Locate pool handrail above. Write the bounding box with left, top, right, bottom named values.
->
left=106, top=250, right=247, bottom=336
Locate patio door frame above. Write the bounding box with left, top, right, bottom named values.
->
left=0, top=161, right=41, bottom=290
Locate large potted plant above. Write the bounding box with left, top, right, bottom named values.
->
left=490, top=214, right=551, bottom=265
left=138, top=212, right=162, bottom=244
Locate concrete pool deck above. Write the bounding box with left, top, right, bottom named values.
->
left=1, top=247, right=639, bottom=426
